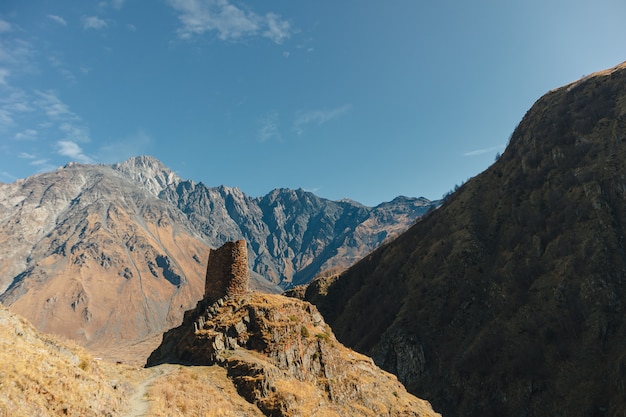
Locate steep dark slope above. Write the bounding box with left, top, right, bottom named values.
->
left=305, top=62, right=626, bottom=417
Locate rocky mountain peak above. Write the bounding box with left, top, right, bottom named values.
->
left=111, top=155, right=180, bottom=196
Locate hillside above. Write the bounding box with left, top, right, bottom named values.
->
left=0, top=238, right=442, bottom=416
left=0, top=304, right=137, bottom=416
left=147, top=291, right=441, bottom=417
left=302, top=61, right=626, bottom=416
left=0, top=156, right=437, bottom=354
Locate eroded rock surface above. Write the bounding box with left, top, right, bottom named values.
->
left=147, top=293, right=440, bottom=417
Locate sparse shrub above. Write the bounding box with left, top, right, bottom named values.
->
left=315, top=332, right=330, bottom=342
left=300, top=326, right=309, bottom=338
left=78, top=358, right=90, bottom=371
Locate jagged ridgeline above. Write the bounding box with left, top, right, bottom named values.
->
left=148, top=241, right=441, bottom=417
left=0, top=154, right=437, bottom=353
left=303, top=61, right=626, bottom=417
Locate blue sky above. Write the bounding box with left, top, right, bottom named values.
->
left=1, top=1, right=625, bottom=206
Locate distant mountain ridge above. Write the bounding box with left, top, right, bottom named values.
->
left=0, top=156, right=438, bottom=351
left=115, top=155, right=438, bottom=287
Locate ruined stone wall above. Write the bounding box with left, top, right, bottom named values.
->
left=204, top=240, right=249, bottom=301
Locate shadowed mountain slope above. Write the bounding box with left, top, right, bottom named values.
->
left=303, top=61, right=626, bottom=417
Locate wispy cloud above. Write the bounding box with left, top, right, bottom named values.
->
left=17, top=152, right=56, bottom=172
left=0, top=67, right=8, bottom=85
left=0, top=19, right=11, bottom=33
left=60, top=122, right=91, bottom=143
left=263, top=12, right=291, bottom=44
left=111, top=0, right=126, bottom=9
left=82, top=16, right=108, bottom=30
left=0, top=171, right=17, bottom=182
left=0, top=38, right=36, bottom=69
left=56, top=140, right=95, bottom=163
left=258, top=110, right=281, bottom=142
left=18, top=152, right=37, bottom=159
left=35, top=90, right=77, bottom=120
left=293, top=104, right=352, bottom=135
left=49, top=56, right=76, bottom=82
left=0, top=91, right=33, bottom=130
left=97, top=129, right=152, bottom=163
left=463, top=144, right=505, bottom=157
left=167, top=0, right=293, bottom=44
left=48, top=15, right=67, bottom=27
left=14, top=129, right=38, bottom=141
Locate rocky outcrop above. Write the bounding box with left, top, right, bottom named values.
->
left=147, top=292, right=440, bottom=417
left=204, top=240, right=249, bottom=302
left=304, top=61, right=626, bottom=417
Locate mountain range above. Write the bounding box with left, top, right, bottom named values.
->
left=300, top=61, right=626, bottom=417
left=0, top=158, right=437, bottom=351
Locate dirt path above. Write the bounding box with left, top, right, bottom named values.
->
left=121, top=364, right=175, bottom=417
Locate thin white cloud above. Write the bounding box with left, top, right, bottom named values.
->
left=263, top=12, right=291, bottom=44
left=18, top=152, right=55, bottom=171
left=0, top=38, right=35, bottom=69
left=0, top=91, right=34, bottom=130
left=82, top=16, right=108, bottom=30
left=18, top=152, right=36, bottom=159
left=0, top=67, right=9, bottom=84
left=56, top=140, right=95, bottom=163
left=258, top=111, right=281, bottom=142
left=48, top=15, right=68, bottom=26
left=0, top=171, right=17, bottom=182
left=463, top=145, right=505, bottom=157
left=34, top=90, right=78, bottom=120
left=0, top=19, right=11, bottom=33
left=30, top=158, right=51, bottom=166
left=0, top=109, right=13, bottom=127
left=111, top=0, right=126, bottom=9
left=293, top=104, right=352, bottom=135
left=14, top=129, right=38, bottom=141
left=60, top=122, right=91, bottom=143
left=97, top=129, right=153, bottom=163
left=49, top=56, right=76, bottom=82
left=167, top=0, right=293, bottom=44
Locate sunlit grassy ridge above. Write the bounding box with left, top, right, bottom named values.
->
left=0, top=304, right=139, bottom=417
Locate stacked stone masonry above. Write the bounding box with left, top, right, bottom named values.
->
left=204, top=240, right=249, bottom=302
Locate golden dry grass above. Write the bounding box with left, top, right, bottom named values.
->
left=0, top=304, right=144, bottom=417
left=146, top=365, right=265, bottom=417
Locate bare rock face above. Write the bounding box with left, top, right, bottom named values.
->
left=204, top=240, right=249, bottom=302
left=147, top=293, right=440, bottom=417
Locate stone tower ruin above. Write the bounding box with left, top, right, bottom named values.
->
left=204, top=240, right=250, bottom=302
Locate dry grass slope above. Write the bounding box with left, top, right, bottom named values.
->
left=0, top=304, right=142, bottom=417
